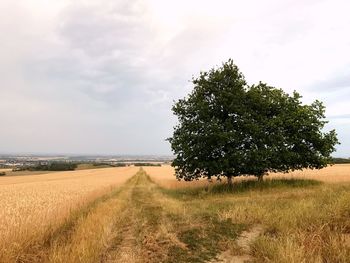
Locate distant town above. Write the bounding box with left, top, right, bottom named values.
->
left=0, top=154, right=174, bottom=171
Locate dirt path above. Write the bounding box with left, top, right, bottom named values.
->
left=237, top=225, right=263, bottom=252
left=103, top=188, right=139, bottom=263
left=22, top=169, right=246, bottom=263
left=104, top=169, right=249, bottom=263
left=103, top=169, right=172, bottom=263
left=211, top=225, right=263, bottom=263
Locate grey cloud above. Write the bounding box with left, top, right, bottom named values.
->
left=328, top=114, right=350, bottom=119
left=308, top=69, right=350, bottom=92
left=25, top=7, right=156, bottom=108
left=58, top=2, right=152, bottom=58
left=1, top=0, right=350, bottom=156
left=0, top=0, right=186, bottom=155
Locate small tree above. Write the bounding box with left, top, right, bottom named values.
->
left=168, top=60, right=339, bottom=184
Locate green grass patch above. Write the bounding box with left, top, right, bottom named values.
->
left=166, top=212, right=244, bottom=263
left=210, top=178, right=321, bottom=193
left=162, top=178, right=322, bottom=200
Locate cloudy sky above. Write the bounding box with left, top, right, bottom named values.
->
left=1, top=0, right=349, bottom=156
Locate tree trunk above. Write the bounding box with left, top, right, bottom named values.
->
left=227, top=175, right=233, bottom=185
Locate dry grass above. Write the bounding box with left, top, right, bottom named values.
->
left=216, top=184, right=350, bottom=262
left=0, top=166, right=139, bottom=261
left=144, top=165, right=350, bottom=262
left=2, top=165, right=349, bottom=262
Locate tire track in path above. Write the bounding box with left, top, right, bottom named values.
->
left=103, top=169, right=173, bottom=263
left=40, top=168, right=245, bottom=263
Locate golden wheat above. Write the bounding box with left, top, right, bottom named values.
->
left=0, top=168, right=12, bottom=173
left=0, top=166, right=139, bottom=260
left=144, top=164, right=350, bottom=189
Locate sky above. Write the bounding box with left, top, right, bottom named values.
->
left=0, top=0, right=349, bottom=156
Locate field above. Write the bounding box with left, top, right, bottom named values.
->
left=0, top=170, right=57, bottom=177
left=0, top=168, right=12, bottom=173
left=1, top=165, right=349, bottom=262
left=0, top=167, right=139, bottom=261
left=145, top=164, right=350, bottom=188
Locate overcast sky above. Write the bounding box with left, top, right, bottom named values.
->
left=1, top=0, right=349, bottom=156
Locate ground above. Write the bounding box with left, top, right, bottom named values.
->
left=1, top=165, right=350, bottom=262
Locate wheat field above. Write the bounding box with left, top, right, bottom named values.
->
left=144, top=164, right=350, bottom=188
left=0, top=168, right=12, bottom=173
left=0, top=166, right=139, bottom=261
left=1, top=165, right=349, bottom=262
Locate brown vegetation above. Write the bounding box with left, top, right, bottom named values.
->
left=146, top=165, right=350, bottom=262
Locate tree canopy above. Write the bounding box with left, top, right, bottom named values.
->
left=168, top=60, right=339, bottom=183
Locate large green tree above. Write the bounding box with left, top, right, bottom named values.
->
left=168, top=60, right=339, bottom=184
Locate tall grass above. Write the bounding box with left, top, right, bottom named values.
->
left=148, top=167, right=350, bottom=262
left=161, top=177, right=321, bottom=200
left=209, top=182, right=350, bottom=262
